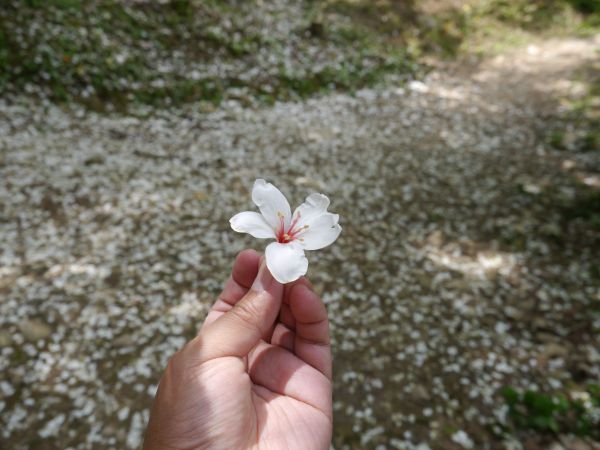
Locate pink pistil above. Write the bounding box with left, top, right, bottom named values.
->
left=276, top=212, right=306, bottom=244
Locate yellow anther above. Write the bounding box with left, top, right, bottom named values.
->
left=277, top=211, right=284, bottom=218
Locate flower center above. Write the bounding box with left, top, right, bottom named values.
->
left=276, top=212, right=309, bottom=244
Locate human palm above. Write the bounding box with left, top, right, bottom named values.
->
left=143, top=249, right=332, bottom=450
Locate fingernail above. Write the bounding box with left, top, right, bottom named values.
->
left=251, top=260, right=273, bottom=292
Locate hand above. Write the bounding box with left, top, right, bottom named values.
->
left=143, top=249, right=333, bottom=450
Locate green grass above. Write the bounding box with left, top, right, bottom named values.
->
left=547, top=63, right=600, bottom=154
left=0, top=0, right=418, bottom=111
left=1, top=0, right=599, bottom=110
left=562, top=190, right=600, bottom=230
left=327, top=0, right=600, bottom=58
left=502, top=385, right=600, bottom=438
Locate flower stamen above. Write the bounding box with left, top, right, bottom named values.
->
left=275, top=212, right=311, bottom=243
left=276, top=211, right=286, bottom=242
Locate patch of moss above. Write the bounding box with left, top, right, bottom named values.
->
left=2, top=0, right=599, bottom=110
left=502, top=385, right=600, bottom=438
left=0, top=0, right=418, bottom=111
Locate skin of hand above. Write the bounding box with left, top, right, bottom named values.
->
left=142, top=249, right=333, bottom=450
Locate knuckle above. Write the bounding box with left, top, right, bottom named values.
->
left=230, top=297, right=262, bottom=334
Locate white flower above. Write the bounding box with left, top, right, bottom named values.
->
left=230, top=179, right=342, bottom=283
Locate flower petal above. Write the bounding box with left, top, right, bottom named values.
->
left=252, top=179, right=291, bottom=230
left=293, top=193, right=330, bottom=226
left=229, top=211, right=275, bottom=239
left=265, top=242, right=308, bottom=284
left=299, top=213, right=342, bottom=251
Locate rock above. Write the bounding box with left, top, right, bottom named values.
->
left=306, top=131, right=322, bottom=142
left=113, top=333, right=134, bottom=347
left=451, top=430, right=474, bottom=449
left=505, top=306, right=526, bottom=321
left=523, top=436, right=544, bottom=450
left=194, top=191, right=209, bottom=201
left=366, top=248, right=379, bottom=262
left=415, top=272, right=431, bottom=289
left=198, top=101, right=216, bottom=114
left=561, top=159, right=576, bottom=170
left=0, top=330, right=11, bottom=346
left=547, top=443, right=566, bottom=450
left=294, top=176, right=326, bottom=191
left=540, top=223, right=562, bottom=238
left=104, top=266, right=122, bottom=288
left=427, top=230, right=444, bottom=247
left=84, top=155, right=105, bottom=166
left=308, top=21, right=325, bottom=38
left=408, top=80, right=429, bottom=93
left=108, top=128, right=127, bottom=140
left=541, top=343, right=568, bottom=359
left=413, top=384, right=431, bottom=401
left=555, top=435, right=595, bottom=450
left=532, top=317, right=550, bottom=330
left=535, top=331, right=559, bottom=343
left=522, top=183, right=542, bottom=195
left=18, top=319, right=52, bottom=342
left=117, top=407, right=130, bottom=421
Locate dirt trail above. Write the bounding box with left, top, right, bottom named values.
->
left=0, top=36, right=599, bottom=450
left=473, top=35, right=599, bottom=106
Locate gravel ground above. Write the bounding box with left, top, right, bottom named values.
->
left=1, top=36, right=600, bottom=449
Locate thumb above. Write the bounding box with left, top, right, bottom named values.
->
left=195, top=260, right=283, bottom=363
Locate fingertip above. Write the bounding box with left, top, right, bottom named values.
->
left=235, top=248, right=261, bottom=264
left=289, top=283, right=327, bottom=324
left=232, top=249, right=261, bottom=288
left=296, top=276, right=314, bottom=291
left=283, top=276, right=313, bottom=302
